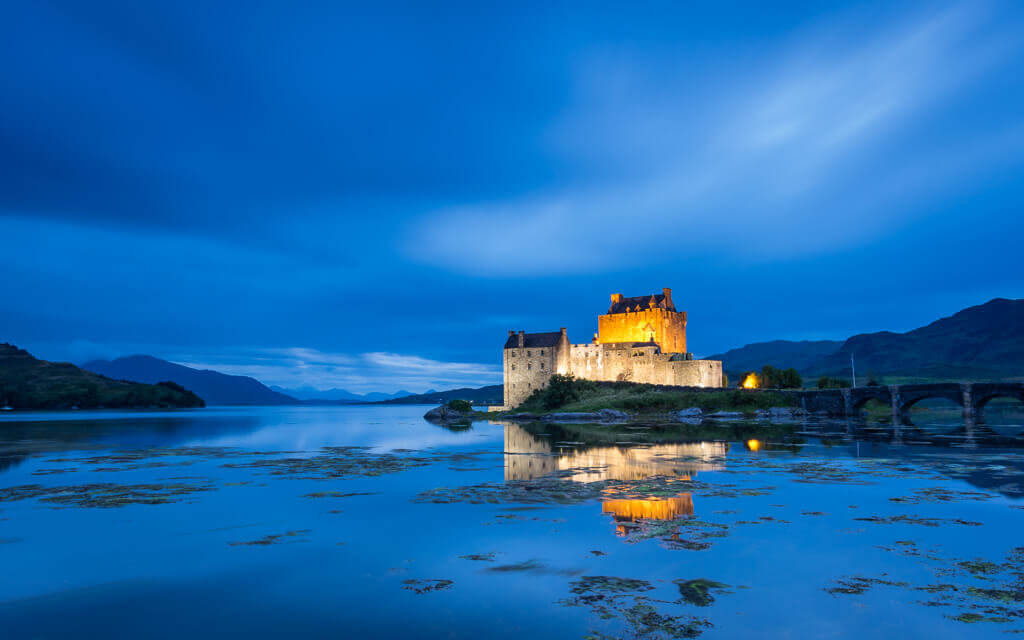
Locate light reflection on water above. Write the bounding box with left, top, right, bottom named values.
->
left=0, top=404, right=1023, bottom=639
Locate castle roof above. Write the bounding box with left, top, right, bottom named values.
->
left=504, top=331, right=564, bottom=349
left=608, top=293, right=676, bottom=314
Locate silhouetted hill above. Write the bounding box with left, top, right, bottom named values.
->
left=374, top=385, right=503, bottom=406
left=82, top=355, right=297, bottom=406
left=811, top=298, right=1024, bottom=380
left=705, top=340, right=841, bottom=378
left=270, top=385, right=413, bottom=403
left=709, top=298, right=1024, bottom=382
left=0, top=344, right=204, bottom=410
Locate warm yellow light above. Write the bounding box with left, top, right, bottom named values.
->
left=601, top=495, right=694, bottom=521
left=741, top=373, right=759, bottom=389
left=746, top=439, right=762, bottom=452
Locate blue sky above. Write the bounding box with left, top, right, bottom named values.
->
left=3, top=1, right=1023, bottom=392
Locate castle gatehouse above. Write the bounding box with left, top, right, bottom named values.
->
left=498, top=288, right=723, bottom=409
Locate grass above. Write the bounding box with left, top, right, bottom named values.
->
left=513, top=377, right=796, bottom=414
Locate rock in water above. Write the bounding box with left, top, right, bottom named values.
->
left=424, top=405, right=475, bottom=423
left=597, top=409, right=629, bottom=422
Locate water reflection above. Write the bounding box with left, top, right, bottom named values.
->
left=502, top=423, right=726, bottom=482
left=503, top=423, right=727, bottom=531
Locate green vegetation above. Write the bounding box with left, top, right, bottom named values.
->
left=514, top=375, right=796, bottom=414
left=756, top=365, right=802, bottom=389
left=0, top=343, right=204, bottom=410
left=817, top=376, right=850, bottom=389
left=445, top=399, right=473, bottom=412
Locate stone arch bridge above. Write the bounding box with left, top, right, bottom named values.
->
left=797, top=382, right=1024, bottom=417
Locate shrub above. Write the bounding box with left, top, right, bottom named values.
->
left=446, top=399, right=473, bottom=412
left=760, top=365, right=803, bottom=389
left=816, top=376, right=849, bottom=389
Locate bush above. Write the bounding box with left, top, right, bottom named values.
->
left=816, top=376, right=849, bottom=389
left=539, top=374, right=586, bottom=409
left=446, top=399, right=473, bottom=412
left=760, top=365, right=802, bottom=389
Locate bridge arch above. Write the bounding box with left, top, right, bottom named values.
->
left=975, top=391, right=1024, bottom=410
left=900, top=394, right=964, bottom=413
left=896, top=384, right=965, bottom=414
left=848, top=387, right=892, bottom=412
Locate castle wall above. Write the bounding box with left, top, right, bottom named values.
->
left=502, top=333, right=570, bottom=408
left=568, top=344, right=722, bottom=387
left=597, top=308, right=687, bottom=354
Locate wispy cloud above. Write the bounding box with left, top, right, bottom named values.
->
left=404, top=2, right=1024, bottom=276
left=176, top=347, right=499, bottom=394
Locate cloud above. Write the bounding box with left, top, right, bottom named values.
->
left=176, top=347, right=499, bottom=394
left=404, top=2, right=1024, bottom=276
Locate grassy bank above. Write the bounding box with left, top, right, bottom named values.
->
left=513, top=375, right=797, bottom=414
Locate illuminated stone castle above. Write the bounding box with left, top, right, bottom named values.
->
left=500, top=288, right=723, bottom=408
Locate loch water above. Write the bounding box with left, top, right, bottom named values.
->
left=2, top=404, right=1024, bottom=639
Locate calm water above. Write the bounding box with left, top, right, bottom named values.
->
left=2, top=405, right=1023, bottom=638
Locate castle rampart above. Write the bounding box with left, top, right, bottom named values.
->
left=499, top=289, right=722, bottom=409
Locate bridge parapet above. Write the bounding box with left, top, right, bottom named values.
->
left=796, top=381, right=1024, bottom=417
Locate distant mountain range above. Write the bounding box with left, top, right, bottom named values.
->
left=1, top=344, right=204, bottom=410
left=82, top=355, right=298, bottom=406
left=269, top=385, right=413, bottom=403
left=706, top=298, right=1024, bottom=382
left=372, top=385, right=503, bottom=406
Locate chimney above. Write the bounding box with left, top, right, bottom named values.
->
left=518, top=330, right=525, bottom=348
left=662, top=287, right=674, bottom=309
left=508, top=330, right=515, bottom=337
left=610, top=293, right=623, bottom=304
left=560, top=327, right=567, bottom=336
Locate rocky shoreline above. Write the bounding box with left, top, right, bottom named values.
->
left=425, top=404, right=816, bottom=425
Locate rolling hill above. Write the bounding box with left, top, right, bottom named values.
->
left=707, top=298, right=1024, bottom=382
left=0, top=344, right=204, bottom=409
left=269, top=385, right=413, bottom=403
left=82, top=355, right=298, bottom=406
left=373, top=385, right=503, bottom=406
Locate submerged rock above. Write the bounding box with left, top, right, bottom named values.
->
left=504, top=412, right=539, bottom=421
left=423, top=405, right=476, bottom=423
left=538, top=412, right=603, bottom=422
left=597, top=409, right=630, bottom=422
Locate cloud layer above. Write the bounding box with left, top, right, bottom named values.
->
left=406, top=3, right=1024, bottom=275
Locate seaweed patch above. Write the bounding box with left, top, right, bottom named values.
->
left=402, top=579, right=454, bottom=594
left=228, top=529, right=311, bottom=546
left=0, top=481, right=215, bottom=508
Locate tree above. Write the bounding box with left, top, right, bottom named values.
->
left=542, top=374, right=582, bottom=409
left=817, top=376, right=849, bottom=389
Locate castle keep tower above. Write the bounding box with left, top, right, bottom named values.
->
left=597, top=288, right=686, bottom=354
left=498, top=288, right=722, bottom=409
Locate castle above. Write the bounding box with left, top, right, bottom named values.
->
left=498, top=288, right=723, bottom=409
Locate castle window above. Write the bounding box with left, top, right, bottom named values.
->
left=511, top=364, right=516, bottom=371
left=528, top=363, right=532, bottom=370
left=540, top=362, right=544, bottom=370
left=527, top=350, right=532, bottom=356
left=540, top=350, right=544, bottom=355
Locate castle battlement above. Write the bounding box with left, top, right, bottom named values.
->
left=499, top=288, right=723, bottom=409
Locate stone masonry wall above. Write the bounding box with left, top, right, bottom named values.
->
left=568, top=343, right=721, bottom=387
left=502, top=335, right=570, bottom=408
left=597, top=308, right=687, bottom=354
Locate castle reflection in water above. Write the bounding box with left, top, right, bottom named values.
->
left=501, top=423, right=727, bottom=531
